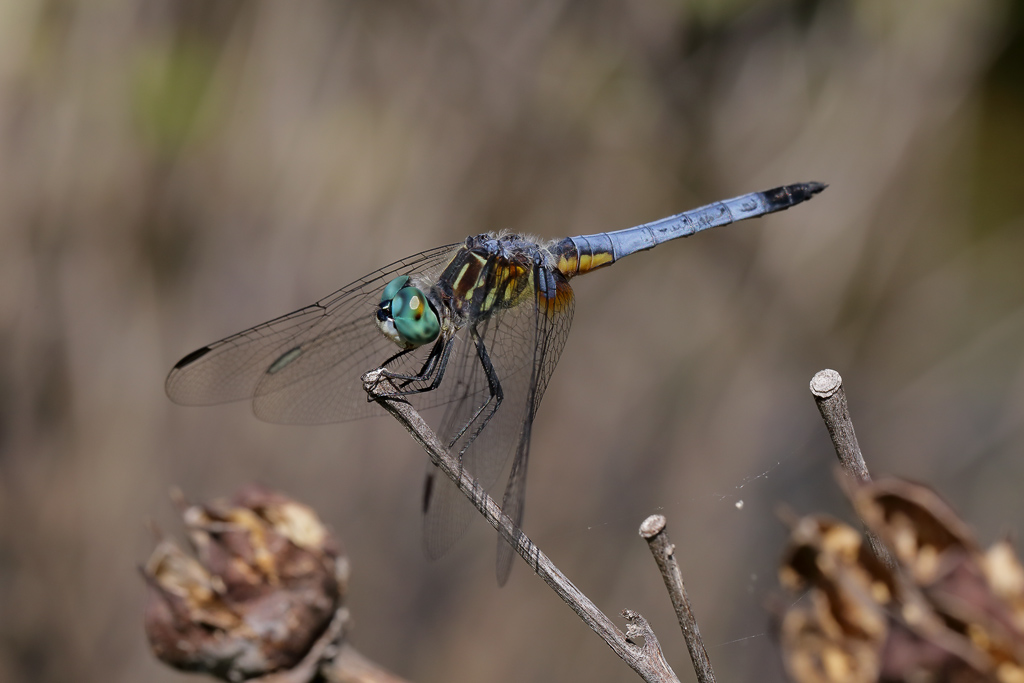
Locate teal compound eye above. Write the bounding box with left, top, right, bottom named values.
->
left=380, top=275, right=410, bottom=304
left=377, top=276, right=440, bottom=349
left=390, top=285, right=440, bottom=346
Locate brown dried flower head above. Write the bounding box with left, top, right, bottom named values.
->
left=142, top=485, right=348, bottom=681
left=779, top=477, right=1024, bottom=683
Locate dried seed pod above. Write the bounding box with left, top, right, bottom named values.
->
left=143, top=485, right=347, bottom=681
left=779, top=515, right=890, bottom=683
left=779, top=478, right=1024, bottom=683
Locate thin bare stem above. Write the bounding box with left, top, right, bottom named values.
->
left=809, top=369, right=870, bottom=482
left=363, top=369, right=679, bottom=683
left=809, top=369, right=896, bottom=568
left=639, top=515, right=716, bottom=683
left=254, top=608, right=350, bottom=683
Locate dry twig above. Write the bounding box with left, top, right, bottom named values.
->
left=363, top=368, right=679, bottom=683
left=640, top=515, right=716, bottom=683
left=809, top=369, right=896, bottom=568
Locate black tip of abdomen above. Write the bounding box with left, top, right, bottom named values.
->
left=801, top=181, right=827, bottom=196
left=764, top=181, right=827, bottom=210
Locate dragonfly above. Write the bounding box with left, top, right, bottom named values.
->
left=166, top=181, right=825, bottom=584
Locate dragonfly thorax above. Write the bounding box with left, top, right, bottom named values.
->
left=375, top=275, right=441, bottom=349
left=435, top=233, right=549, bottom=322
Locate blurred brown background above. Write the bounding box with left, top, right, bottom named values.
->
left=3, top=1, right=1024, bottom=681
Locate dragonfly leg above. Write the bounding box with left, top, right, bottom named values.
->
left=372, top=336, right=454, bottom=397
left=366, top=346, right=428, bottom=398
left=396, top=336, right=455, bottom=393
left=445, top=326, right=503, bottom=456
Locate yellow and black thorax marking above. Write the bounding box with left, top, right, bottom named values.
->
left=437, top=236, right=536, bottom=319
left=432, top=233, right=576, bottom=323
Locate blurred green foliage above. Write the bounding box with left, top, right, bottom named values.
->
left=132, top=39, right=220, bottom=154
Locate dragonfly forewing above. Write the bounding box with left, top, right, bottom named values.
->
left=165, top=243, right=460, bottom=422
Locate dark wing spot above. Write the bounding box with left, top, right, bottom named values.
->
left=172, top=345, right=212, bottom=370
left=422, top=472, right=435, bottom=513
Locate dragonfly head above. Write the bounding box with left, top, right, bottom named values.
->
left=376, top=276, right=440, bottom=349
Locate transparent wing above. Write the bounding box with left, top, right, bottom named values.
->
left=421, top=310, right=532, bottom=562
left=494, top=272, right=575, bottom=584
left=422, top=266, right=576, bottom=583
left=165, top=243, right=460, bottom=424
